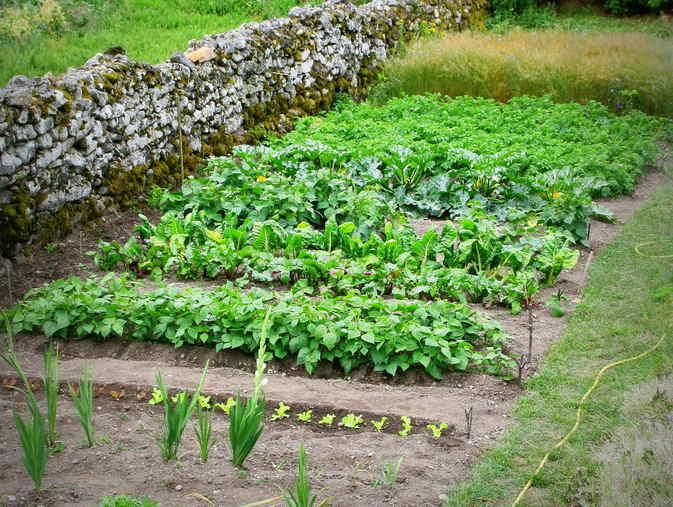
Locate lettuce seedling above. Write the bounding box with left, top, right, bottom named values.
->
left=271, top=402, right=291, bottom=421
left=371, top=416, right=388, bottom=432
left=340, top=414, right=363, bottom=429
left=297, top=410, right=313, bottom=423
left=427, top=423, right=448, bottom=438
left=399, top=416, right=412, bottom=436
left=318, top=414, right=336, bottom=426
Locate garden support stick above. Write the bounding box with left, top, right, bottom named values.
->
left=516, top=356, right=529, bottom=387
left=527, top=305, right=534, bottom=361
left=464, top=406, right=474, bottom=440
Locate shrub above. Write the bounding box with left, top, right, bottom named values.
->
left=604, top=0, right=673, bottom=14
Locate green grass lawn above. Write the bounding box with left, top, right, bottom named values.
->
left=0, top=0, right=305, bottom=86
left=445, top=159, right=673, bottom=505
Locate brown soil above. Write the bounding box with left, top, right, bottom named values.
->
left=0, top=155, right=669, bottom=506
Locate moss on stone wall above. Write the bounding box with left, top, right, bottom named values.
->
left=0, top=0, right=488, bottom=258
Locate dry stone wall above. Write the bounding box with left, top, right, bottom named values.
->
left=0, top=0, right=487, bottom=258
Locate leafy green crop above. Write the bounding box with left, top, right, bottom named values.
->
left=271, top=402, right=291, bottom=421
left=339, top=414, right=364, bottom=429
left=9, top=275, right=514, bottom=379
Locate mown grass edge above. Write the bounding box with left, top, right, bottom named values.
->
left=445, top=166, right=673, bottom=506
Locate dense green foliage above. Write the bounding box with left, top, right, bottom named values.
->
left=8, top=275, right=513, bottom=379
left=87, top=96, right=669, bottom=312
left=603, top=0, right=673, bottom=14
left=9, top=95, right=668, bottom=380
left=278, top=96, right=663, bottom=200
left=491, top=0, right=672, bottom=16
left=91, top=149, right=580, bottom=311
left=445, top=159, right=673, bottom=504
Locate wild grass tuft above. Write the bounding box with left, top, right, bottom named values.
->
left=592, top=376, right=673, bottom=506
left=98, top=494, right=159, bottom=507
left=156, top=362, right=209, bottom=461
left=69, top=367, right=96, bottom=447
left=372, top=29, right=673, bottom=117
left=228, top=309, right=270, bottom=468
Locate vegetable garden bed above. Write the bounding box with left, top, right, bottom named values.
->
left=0, top=94, right=671, bottom=506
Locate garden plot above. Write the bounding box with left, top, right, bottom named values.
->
left=1, top=95, right=671, bottom=505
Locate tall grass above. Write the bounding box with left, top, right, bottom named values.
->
left=0, top=0, right=309, bottom=86
left=372, top=29, right=673, bottom=117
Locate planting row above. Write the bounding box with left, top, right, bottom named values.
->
left=7, top=275, right=514, bottom=379
left=86, top=96, right=670, bottom=314
left=92, top=146, right=580, bottom=311
left=150, top=391, right=450, bottom=438
left=1, top=331, right=410, bottom=503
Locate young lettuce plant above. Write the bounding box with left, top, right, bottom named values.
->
left=270, top=402, right=291, bottom=421
left=156, top=362, right=209, bottom=460
left=296, top=410, right=313, bottom=423
left=339, top=414, right=363, bottom=429
left=69, top=368, right=96, bottom=447
left=318, top=414, right=335, bottom=426
left=214, top=397, right=236, bottom=415
left=229, top=309, right=271, bottom=468
left=371, top=416, right=388, bottom=432
left=398, top=416, right=412, bottom=436
left=427, top=423, right=448, bottom=438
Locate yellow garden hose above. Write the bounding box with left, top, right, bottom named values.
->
left=511, top=334, right=665, bottom=507
left=634, top=241, right=673, bottom=258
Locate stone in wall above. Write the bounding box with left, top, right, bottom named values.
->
left=0, top=0, right=488, bottom=258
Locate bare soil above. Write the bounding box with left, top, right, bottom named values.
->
left=0, top=158, right=669, bottom=506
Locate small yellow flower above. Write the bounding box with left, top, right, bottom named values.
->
left=551, top=192, right=562, bottom=199
left=256, top=175, right=268, bottom=183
